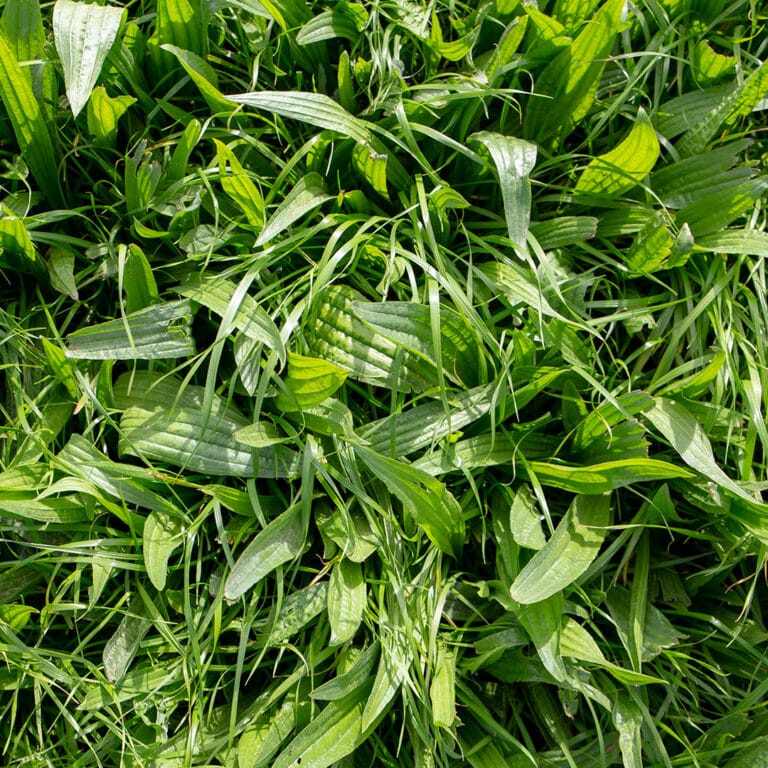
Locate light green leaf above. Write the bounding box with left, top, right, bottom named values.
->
left=224, top=504, right=306, bottom=600
left=143, top=510, right=182, bottom=591
left=525, top=0, right=625, bottom=145
left=264, top=582, right=328, bottom=645
left=229, top=90, right=373, bottom=144
left=645, top=397, right=755, bottom=504
left=86, top=86, right=135, bottom=147
left=430, top=644, right=456, bottom=728
left=510, top=486, right=546, bottom=550
left=65, top=300, right=195, bottom=360
left=328, top=559, right=366, bottom=646
left=115, top=372, right=301, bottom=478
left=53, top=0, right=125, bottom=118
left=179, top=275, right=284, bottom=359
left=526, top=457, right=693, bottom=494
left=0, top=31, right=63, bottom=205
left=257, top=172, right=333, bottom=246
left=272, top=687, right=367, bottom=768
left=276, top=353, right=348, bottom=412
left=510, top=494, right=611, bottom=604
left=351, top=300, right=481, bottom=386
left=470, top=132, right=537, bottom=254
left=103, top=600, right=151, bottom=682
left=697, top=230, right=768, bottom=257
left=306, top=285, right=438, bottom=392
left=575, top=111, right=659, bottom=197
left=214, top=139, right=264, bottom=226
left=476, top=261, right=558, bottom=318
left=162, top=44, right=235, bottom=113
left=355, top=444, right=465, bottom=557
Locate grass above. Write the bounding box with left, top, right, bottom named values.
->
left=1, top=0, right=768, bottom=765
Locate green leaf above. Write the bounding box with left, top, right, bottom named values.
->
left=510, top=486, right=546, bottom=550
left=470, top=132, right=537, bottom=254
left=276, top=353, right=348, bottom=412
left=56, top=434, right=181, bottom=517
left=306, top=285, right=438, bottom=392
left=224, top=504, right=306, bottom=600
left=178, top=275, right=284, bottom=359
left=151, top=0, right=207, bottom=60
left=430, top=644, right=456, bottom=728
left=575, top=111, right=659, bottom=197
left=560, top=618, right=663, bottom=685
left=264, top=582, right=328, bottom=645
left=143, top=510, right=182, bottom=591
left=239, top=697, right=302, bottom=768
left=257, top=172, right=333, bottom=246
left=53, top=0, right=125, bottom=118
left=0, top=31, right=63, bottom=205
left=509, top=494, right=611, bottom=604
left=65, top=300, right=195, bottom=360
left=645, top=398, right=753, bottom=502
left=351, top=300, right=481, bottom=386
left=697, top=229, right=768, bottom=257
left=115, top=371, right=301, bottom=478
left=103, top=600, right=151, bottom=682
left=676, top=61, right=768, bottom=157
left=162, top=44, right=235, bottom=113
left=526, top=457, right=693, bottom=494
left=476, top=261, right=558, bottom=318
left=311, top=642, right=379, bottom=701
left=524, top=0, right=624, bottom=145
left=355, top=444, right=465, bottom=557
left=229, top=90, right=373, bottom=144
left=272, top=687, right=367, bottom=768
left=1, top=0, right=56, bottom=111
left=214, top=139, right=264, bottom=226
left=327, top=559, right=366, bottom=646
left=123, top=244, right=158, bottom=313
left=86, top=86, right=135, bottom=147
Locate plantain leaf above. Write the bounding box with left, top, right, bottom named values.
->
left=229, top=90, right=373, bottom=144
left=575, top=111, right=659, bottom=197
left=509, top=494, right=611, bottom=604
left=470, top=132, right=537, bottom=254
left=65, top=300, right=195, bottom=360
left=276, top=353, right=348, bottom=411
left=0, top=31, right=63, bottom=205
left=225, top=504, right=306, bottom=600
left=355, top=445, right=465, bottom=557
left=53, top=0, right=125, bottom=118
left=257, top=172, right=333, bottom=246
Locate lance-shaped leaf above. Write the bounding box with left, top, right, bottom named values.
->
left=179, top=275, right=284, bottom=359
left=224, top=504, right=307, bottom=600
left=575, top=111, right=659, bottom=197
left=143, top=510, right=182, bottom=591
left=276, top=353, right=348, bottom=411
left=470, top=132, right=537, bottom=254
left=65, top=300, right=195, bottom=360
left=0, top=31, right=63, bottom=205
left=355, top=445, right=465, bottom=556
left=86, top=86, right=135, bottom=147
left=53, top=0, right=125, bottom=118
left=525, top=0, right=625, bottom=145
left=229, top=90, right=373, bottom=144
left=509, top=494, right=611, bottom=604
left=257, top=173, right=333, bottom=246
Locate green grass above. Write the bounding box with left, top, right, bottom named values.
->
left=1, top=0, right=768, bottom=766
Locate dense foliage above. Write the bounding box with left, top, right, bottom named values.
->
left=1, top=0, right=768, bottom=766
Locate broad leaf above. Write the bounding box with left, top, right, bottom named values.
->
left=510, top=494, right=610, bottom=604
left=53, top=0, right=125, bottom=118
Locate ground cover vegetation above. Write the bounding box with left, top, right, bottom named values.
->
left=1, top=0, right=768, bottom=765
